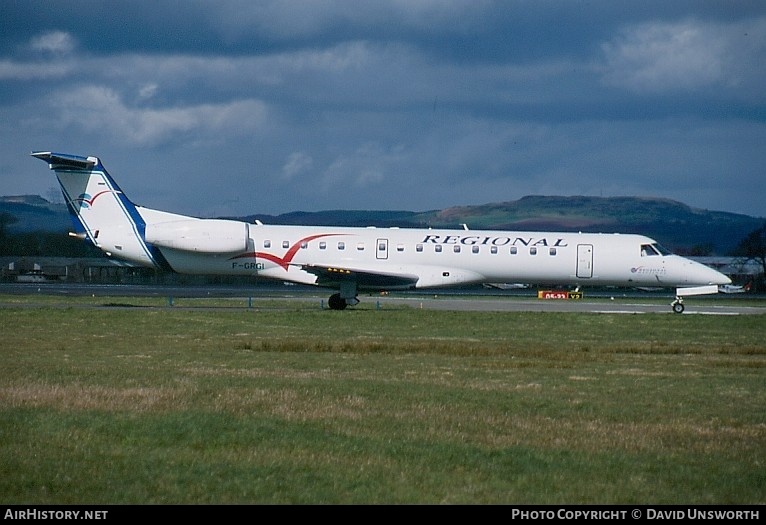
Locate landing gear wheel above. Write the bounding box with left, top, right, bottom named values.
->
left=671, top=299, right=685, bottom=314
left=328, top=293, right=348, bottom=310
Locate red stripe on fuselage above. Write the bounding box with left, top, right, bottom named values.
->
left=230, top=233, right=345, bottom=270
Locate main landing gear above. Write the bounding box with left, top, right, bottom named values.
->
left=328, top=293, right=347, bottom=310
left=327, top=282, right=360, bottom=310
left=328, top=292, right=360, bottom=310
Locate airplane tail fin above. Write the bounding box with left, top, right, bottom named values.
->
left=31, top=151, right=159, bottom=268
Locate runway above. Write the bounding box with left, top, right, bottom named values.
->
left=2, top=282, right=765, bottom=315
left=370, top=295, right=766, bottom=315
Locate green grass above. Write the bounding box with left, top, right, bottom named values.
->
left=1, top=295, right=765, bottom=503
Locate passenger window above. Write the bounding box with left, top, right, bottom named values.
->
left=491, top=246, right=498, bottom=254
left=435, top=245, right=442, bottom=253
left=549, top=248, right=557, bottom=256
left=282, top=240, right=289, bottom=249
left=510, top=246, right=518, bottom=255
left=263, top=240, right=271, bottom=248
left=530, top=247, right=537, bottom=255
left=338, top=242, right=345, bottom=250
left=472, top=246, right=479, bottom=254
left=319, top=241, right=326, bottom=250
left=416, top=244, right=423, bottom=252
left=454, top=246, right=461, bottom=253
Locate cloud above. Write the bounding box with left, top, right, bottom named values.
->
left=50, top=86, right=269, bottom=145
left=282, top=151, right=314, bottom=180
left=212, top=0, right=487, bottom=41
left=600, top=20, right=724, bottom=92
left=138, top=83, right=159, bottom=100
left=600, top=17, right=766, bottom=95
left=2, top=2, right=765, bottom=218
left=0, top=59, right=72, bottom=80
left=29, top=31, right=76, bottom=55
left=0, top=32, right=79, bottom=80
left=322, top=142, right=406, bottom=190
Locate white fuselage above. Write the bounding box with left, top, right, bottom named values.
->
left=133, top=207, right=728, bottom=291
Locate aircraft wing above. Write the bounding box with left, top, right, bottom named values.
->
left=299, top=263, right=419, bottom=290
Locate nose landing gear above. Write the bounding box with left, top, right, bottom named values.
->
left=672, top=285, right=721, bottom=314
left=671, top=296, right=685, bottom=314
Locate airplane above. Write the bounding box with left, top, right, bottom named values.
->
left=31, top=151, right=731, bottom=313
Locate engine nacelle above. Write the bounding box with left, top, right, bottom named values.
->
left=145, top=219, right=249, bottom=253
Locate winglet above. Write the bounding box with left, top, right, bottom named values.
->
left=31, top=151, right=98, bottom=171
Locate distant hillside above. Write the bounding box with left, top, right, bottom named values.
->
left=245, top=196, right=762, bottom=255
left=411, top=196, right=764, bottom=255
left=0, top=195, right=70, bottom=232
left=3, top=194, right=763, bottom=256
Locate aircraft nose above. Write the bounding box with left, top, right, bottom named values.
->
left=679, top=258, right=730, bottom=286
left=700, top=262, right=731, bottom=285
left=715, top=270, right=732, bottom=286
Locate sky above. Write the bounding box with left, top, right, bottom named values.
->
left=1, top=1, right=765, bottom=219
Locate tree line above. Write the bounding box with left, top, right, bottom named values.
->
left=0, top=212, right=102, bottom=258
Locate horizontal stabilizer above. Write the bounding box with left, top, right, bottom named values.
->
left=31, top=151, right=97, bottom=171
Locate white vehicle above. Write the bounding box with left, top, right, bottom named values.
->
left=719, top=283, right=751, bottom=294
left=16, top=270, right=50, bottom=283
left=32, top=152, right=731, bottom=313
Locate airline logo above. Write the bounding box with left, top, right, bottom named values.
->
left=421, top=234, right=569, bottom=247
left=631, top=266, right=667, bottom=275
left=73, top=191, right=117, bottom=209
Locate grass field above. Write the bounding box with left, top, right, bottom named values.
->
left=1, top=294, right=764, bottom=504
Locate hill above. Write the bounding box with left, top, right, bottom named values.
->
left=412, top=196, right=763, bottom=255
left=0, top=195, right=70, bottom=233
left=3, top=194, right=763, bottom=256
left=246, top=196, right=763, bottom=255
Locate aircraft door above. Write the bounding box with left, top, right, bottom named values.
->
left=576, top=244, right=593, bottom=278
left=376, top=238, right=388, bottom=260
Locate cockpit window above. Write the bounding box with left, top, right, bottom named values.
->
left=640, top=243, right=672, bottom=256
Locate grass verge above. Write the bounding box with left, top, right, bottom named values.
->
left=1, top=296, right=764, bottom=503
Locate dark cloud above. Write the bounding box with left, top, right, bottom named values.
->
left=1, top=1, right=764, bottom=218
